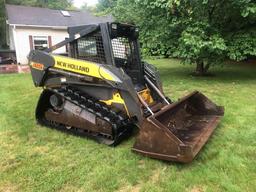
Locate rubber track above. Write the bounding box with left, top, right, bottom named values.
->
left=40, top=86, right=133, bottom=146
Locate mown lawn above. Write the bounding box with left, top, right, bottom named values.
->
left=0, top=59, right=255, bottom=192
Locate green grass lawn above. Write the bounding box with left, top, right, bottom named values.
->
left=0, top=59, right=255, bottom=192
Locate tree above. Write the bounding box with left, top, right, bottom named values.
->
left=98, top=0, right=256, bottom=75
left=96, top=0, right=117, bottom=14
left=0, top=0, right=7, bottom=48
left=80, top=2, right=96, bottom=13
left=5, top=0, right=73, bottom=9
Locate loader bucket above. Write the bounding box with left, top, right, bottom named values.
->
left=133, top=91, right=224, bottom=163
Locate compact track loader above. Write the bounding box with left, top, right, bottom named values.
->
left=29, top=22, right=224, bottom=163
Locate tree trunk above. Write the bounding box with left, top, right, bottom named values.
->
left=195, top=61, right=210, bottom=76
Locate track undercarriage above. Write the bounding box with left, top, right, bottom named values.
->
left=36, top=86, right=133, bottom=146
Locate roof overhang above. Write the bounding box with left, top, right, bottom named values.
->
left=6, top=21, right=67, bottom=30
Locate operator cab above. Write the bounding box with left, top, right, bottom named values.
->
left=67, top=22, right=144, bottom=86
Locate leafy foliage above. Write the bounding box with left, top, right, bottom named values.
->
left=80, top=2, right=97, bottom=13
left=98, top=0, right=256, bottom=75
left=0, top=0, right=6, bottom=48
left=5, top=0, right=73, bottom=9
left=96, top=0, right=117, bottom=13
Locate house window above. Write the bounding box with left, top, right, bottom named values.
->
left=33, top=36, right=49, bottom=50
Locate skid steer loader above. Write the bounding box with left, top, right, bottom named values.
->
left=28, top=22, right=224, bottom=163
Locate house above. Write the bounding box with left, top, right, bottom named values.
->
left=5, top=4, right=112, bottom=65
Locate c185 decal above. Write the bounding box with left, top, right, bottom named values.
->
left=31, top=62, right=44, bottom=70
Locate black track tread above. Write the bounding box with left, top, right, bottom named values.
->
left=39, top=87, right=132, bottom=146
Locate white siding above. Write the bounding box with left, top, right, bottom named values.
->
left=13, top=26, right=68, bottom=64
left=8, top=25, right=15, bottom=50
